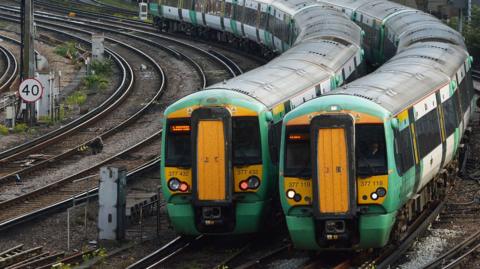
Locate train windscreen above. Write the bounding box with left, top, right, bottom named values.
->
left=165, top=119, right=192, bottom=166
left=355, top=124, right=387, bottom=177
left=232, top=117, right=262, bottom=165
left=284, top=126, right=311, bottom=178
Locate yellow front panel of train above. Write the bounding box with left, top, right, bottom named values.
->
left=197, top=120, right=226, bottom=200
left=317, top=128, right=349, bottom=213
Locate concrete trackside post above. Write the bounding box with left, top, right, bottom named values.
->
left=98, top=166, right=127, bottom=240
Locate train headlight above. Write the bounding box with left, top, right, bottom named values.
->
left=371, top=192, right=379, bottom=200
left=247, top=176, right=260, bottom=189
left=376, top=187, right=387, bottom=197
left=286, top=189, right=296, bottom=199
left=168, top=178, right=181, bottom=191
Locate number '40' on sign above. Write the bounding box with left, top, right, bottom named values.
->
left=18, top=78, right=44, bottom=103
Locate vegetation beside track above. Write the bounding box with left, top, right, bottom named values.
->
left=54, top=41, right=79, bottom=60
left=448, top=5, right=480, bottom=66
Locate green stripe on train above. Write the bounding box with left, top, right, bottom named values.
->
left=230, top=20, right=239, bottom=36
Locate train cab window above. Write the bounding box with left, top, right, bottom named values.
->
left=165, top=120, right=192, bottom=166
left=284, top=126, right=311, bottom=178
left=356, top=124, right=387, bottom=176
left=415, top=109, right=442, bottom=159
left=232, top=117, right=262, bottom=165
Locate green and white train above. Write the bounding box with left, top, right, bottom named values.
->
left=280, top=0, right=475, bottom=249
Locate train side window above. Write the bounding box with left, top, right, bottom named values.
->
left=232, top=2, right=239, bottom=20
left=284, top=126, right=311, bottom=177
left=225, top=2, right=233, bottom=18
left=232, top=117, right=262, bottom=165
left=243, top=6, right=256, bottom=26
left=260, top=10, right=269, bottom=30
left=394, top=126, right=414, bottom=175
left=195, top=0, right=204, bottom=12
left=165, top=119, right=192, bottom=167
left=415, top=109, right=441, bottom=159
left=459, top=78, right=469, bottom=114
left=356, top=124, right=388, bottom=176
left=182, top=0, right=193, bottom=9
left=442, top=91, right=459, bottom=137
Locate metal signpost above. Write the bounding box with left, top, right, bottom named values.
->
left=20, top=0, right=36, bottom=125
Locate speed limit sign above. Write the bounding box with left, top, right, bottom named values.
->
left=18, top=78, right=44, bottom=103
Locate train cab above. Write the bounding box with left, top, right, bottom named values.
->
left=161, top=90, right=275, bottom=235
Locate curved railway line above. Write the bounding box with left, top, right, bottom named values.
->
left=0, top=3, right=265, bottom=69
left=0, top=42, right=17, bottom=92
left=0, top=6, right=253, bottom=233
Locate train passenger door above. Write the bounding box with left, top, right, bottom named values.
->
left=192, top=108, right=232, bottom=203
left=311, top=114, right=356, bottom=217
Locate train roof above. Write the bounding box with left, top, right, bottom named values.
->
left=327, top=43, right=468, bottom=115
left=205, top=7, right=361, bottom=109
left=208, top=40, right=359, bottom=108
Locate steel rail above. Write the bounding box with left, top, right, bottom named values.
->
left=208, top=49, right=243, bottom=76
left=0, top=131, right=161, bottom=231
left=0, top=5, right=240, bottom=79
left=0, top=34, right=40, bottom=112
left=33, top=9, right=238, bottom=78
left=0, top=17, right=133, bottom=164
left=86, top=0, right=137, bottom=15
left=7, top=0, right=140, bottom=19
left=29, top=10, right=208, bottom=87
left=0, top=43, right=17, bottom=91
left=0, top=14, right=169, bottom=194
left=373, top=201, right=445, bottom=269
left=126, top=235, right=204, bottom=269
left=33, top=0, right=146, bottom=25
left=0, top=156, right=160, bottom=231
left=421, top=230, right=480, bottom=269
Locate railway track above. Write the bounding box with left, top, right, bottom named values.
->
left=0, top=13, right=165, bottom=177
left=0, top=27, right=133, bottom=164
left=473, top=69, right=479, bottom=81
left=0, top=2, right=265, bottom=70
left=0, top=41, right=17, bottom=92
left=0, top=131, right=160, bottom=230
left=0, top=244, right=93, bottom=269
left=0, top=7, right=248, bottom=229
left=420, top=230, right=480, bottom=269
left=0, top=10, right=237, bottom=183
left=6, top=6, right=243, bottom=80
left=126, top=236, right=204, bottom=269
